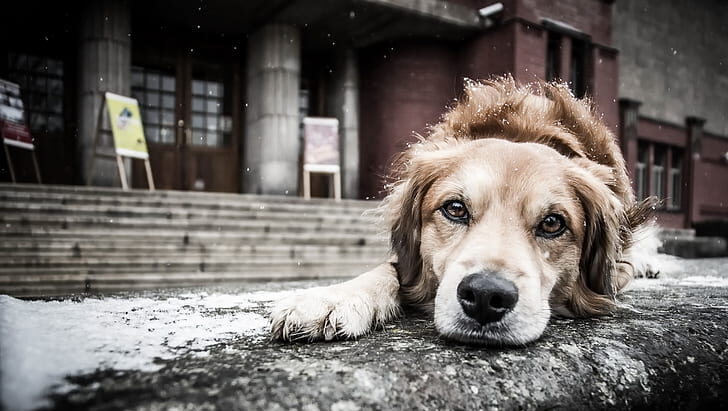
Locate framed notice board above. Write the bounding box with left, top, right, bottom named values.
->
left=302, top=117, right=340, bottom=200
left=87, top=92, right=155, bottom=190
left=0, top=78, right=41, bottom=183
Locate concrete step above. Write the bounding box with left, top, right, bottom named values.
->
left=0, top=255, right=381, bottom=274
left=0, top=242, right=389, bottom=257
left=0, top=184, right=379, bottom=214
left=0, top=182, right=379, bottom=204
left=1, top=265, right=377, bottom=297
left=0, top=201, right=380, bottom=225
left=0, top=183, right=387, bottom=296
left=658, top=227, right=696, bottom=241
left=0, top=213, right=380, bottom=235
left=659, top=236, right=728, bottom=258
left=0, top=248, right=388, bottom=265
left=0, top=227, right=386, bottom=245
left=658, top=227, right=728, bottom=258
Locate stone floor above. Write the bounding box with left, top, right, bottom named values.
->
left=1, top=257, right=727, bottom=411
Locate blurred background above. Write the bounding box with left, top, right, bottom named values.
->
left=0, top=0, right=726, bottom=295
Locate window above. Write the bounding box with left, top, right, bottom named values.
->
left=546, top=32, right=562, bottom=82
left=570, top=39, right=590, bottom=98
left=6, top=52, right=64, bottom=135
left=636, top=142, right=648, bottom=201
left=190, top=79, right=226, bottom=147
left=652, top=145, right=666, bottom=201
left=668, top=149, right=683, bottom=210
left=131, top=66, right=176, bottom=144
left=635, top=140, right=684, bottom=211
left=543, top=24, right=592, bottom=97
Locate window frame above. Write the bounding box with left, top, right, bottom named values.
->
left=131, top=65, right=177, bottom=145
left=6, top=52, right=65, bottom=136
left=635, top=140, right=684, bottom=212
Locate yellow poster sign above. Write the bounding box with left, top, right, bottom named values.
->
left=105, top=92, right=149, bottom=159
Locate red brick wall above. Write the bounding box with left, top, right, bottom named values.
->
left=358, top=0, right=620, bottom=199
left=591, top=46, right=619, bottom=130
left=694, top=134, right=728, bottom=222
left=634, top=118, right=728, bottom=227
left=637, top=118, right=686, bottom=147
left=655, top=211, right=686, bottom=229
left=637, top=118, right=689, bottom=228
left=515, top=0, right=613, bottom=46
left=512, top=21, right=546, bottom=81
left=459, top=23, right=516, bottom=82
left=358, top=41, right=458, bottom=199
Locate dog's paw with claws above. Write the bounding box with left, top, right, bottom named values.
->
left=270, top=287, right=380, bottom=342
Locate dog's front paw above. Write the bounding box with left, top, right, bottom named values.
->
left=643, top=264, right=660, bottom=279
left=270, top=287, right=381, bottom=342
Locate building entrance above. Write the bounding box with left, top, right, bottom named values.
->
left=130, top=52, right=240, bottom=192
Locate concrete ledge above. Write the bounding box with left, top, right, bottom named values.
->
left=660, top=236, right=728, bottom=258
left=363, top=0, right=482, bottom=28
left=1, top=257, right=726, bottom=410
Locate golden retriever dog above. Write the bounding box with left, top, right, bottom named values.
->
left=270, top=77, right=659, bottom=345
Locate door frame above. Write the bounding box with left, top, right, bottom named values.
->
left=131, top=34, right=242, bottom=192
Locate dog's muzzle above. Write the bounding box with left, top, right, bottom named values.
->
left=456, top=271, right=519, bottom=324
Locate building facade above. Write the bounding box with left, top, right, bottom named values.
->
left=1, top=0, right=726, bottom=229
left=614, top=0, right=728, bottom=229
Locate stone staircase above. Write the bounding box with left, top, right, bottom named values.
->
left=0, top=184, right=388, bottom=296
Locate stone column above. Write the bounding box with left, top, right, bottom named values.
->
left=619, top=98, right=641, bottom=183
left=77, top=0, right=131, bottom=186
left=329, top=49, right=360, bottom=199
left=686, top=116, right=706, bottom=226
left=244, top=24, right=301, bottom=195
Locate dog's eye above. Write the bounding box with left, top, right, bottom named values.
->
left=537, top=214, right=567, bottom=238
left=441, top=201, right=469, bottom=223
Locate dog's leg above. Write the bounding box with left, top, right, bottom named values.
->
left=623, top=224, right=662, bottom=281
left=270, top=263, right=400, bottom=342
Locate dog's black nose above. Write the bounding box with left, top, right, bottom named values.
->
left=457, top=272, right=519, bottom=325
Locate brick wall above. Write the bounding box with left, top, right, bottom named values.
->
left=516, top=0, right=613, bottom=46
left=459, top=23, right=515, bottom=82
left=358, top=0, right=623, bottom=198
left=637, top=118, right=689, bottom=228
left=358, top=41, right=458, bottom=199
left=694, top=134, right=728, bottom=222
left=512, top=21, right=546, bottom=81
left=631, top=117, right=728, bottom=228
left=591, top=46, right=619, bottom=130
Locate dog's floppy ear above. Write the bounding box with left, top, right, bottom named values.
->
left=384, top=145, right=454, bottom=305
left=567, top=162, right=627, bottom=317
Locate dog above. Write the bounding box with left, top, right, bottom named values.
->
left=270, top=77, right=659, bottom=345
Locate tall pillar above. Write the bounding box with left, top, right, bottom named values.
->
left=619, top=98, right=641, bottom=184
left=686, top=116, right=706, bottom=227
left=77, top=0, right=131, bottom=186
left=592, top=46, right=620, bottom=130
left=244, top=24, right=301, bottom=195
left=329, top=49, right=360, bottom=199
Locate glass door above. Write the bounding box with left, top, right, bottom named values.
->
left=131, top=55, right=239, bottom=192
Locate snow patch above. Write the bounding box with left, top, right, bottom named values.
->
left=0, top=291, right=283, bottom=411
left=631, top=275, right=728, bottom=289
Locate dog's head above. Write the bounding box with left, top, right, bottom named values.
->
left=385, top=78, right=652, bottom=345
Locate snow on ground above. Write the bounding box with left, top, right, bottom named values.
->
left=630, top=275, right=728, bottom=289
left=629, top=256, right=728, bottom=289
left=0, top=290, right=288, bottom=411
left=1, top=258, right=727, bottom=410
